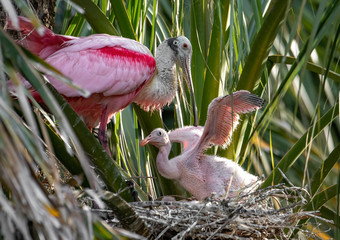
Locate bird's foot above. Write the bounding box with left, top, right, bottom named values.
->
left=125, top=180, right=139, bottom=201
left=98, top=130, right=111, bottom=157
left=97, top=107, right=113, bottom=157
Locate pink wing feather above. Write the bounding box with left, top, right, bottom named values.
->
left=44, top=36, right=156, bottom=97
left=195, top=90, right=265, bottom=153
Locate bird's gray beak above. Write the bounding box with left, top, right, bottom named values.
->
left=181, top=56, right=198, bottom=127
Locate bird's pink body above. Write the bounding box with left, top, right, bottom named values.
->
left=156, top=141, right=258, bottom=200
left=12, top=17, right=156, bottom=129
left=46, top=42, right=156, bottom=127
left=141, top=91, right=265, bottom=200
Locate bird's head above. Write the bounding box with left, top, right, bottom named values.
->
left=167, top=36, right=192, bottom=66
left=167, top=36, right=192, bottom=80
left=139, top=128, right=169, bottom=148
left=167, top=36, right=198, bottom=126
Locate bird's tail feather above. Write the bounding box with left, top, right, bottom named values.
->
left=7, top=16, right=74, bottom=58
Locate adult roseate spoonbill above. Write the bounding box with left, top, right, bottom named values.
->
left=9, top=17, right=198, bottom=154
left=140, top=91, right=265, bottom=200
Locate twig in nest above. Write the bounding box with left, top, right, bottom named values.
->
left=96, top=183, right=324, bottom=239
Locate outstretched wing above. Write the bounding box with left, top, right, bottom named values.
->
left=195, top=90, right=265, bottom=153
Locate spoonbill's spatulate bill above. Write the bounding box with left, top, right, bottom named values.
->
left=140, top=90, right=265, bottom=200
left=9, top=16, right=198, bottom=154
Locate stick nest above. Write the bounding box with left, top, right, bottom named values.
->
left=96, top=183, right=322, bottom=239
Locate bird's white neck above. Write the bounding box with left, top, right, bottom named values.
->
left=156, top=143, right=180, bottom=180
left=134, top=42, right=178, bottom=111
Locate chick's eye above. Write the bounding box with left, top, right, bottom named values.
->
left=157, top=131, right=162, bottom=136
left=173, top=40, right=179, bottom=45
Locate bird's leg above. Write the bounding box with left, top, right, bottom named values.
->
left=125, top=180, right=139, bottom=201
left=98, top=106, right=111, bottom=157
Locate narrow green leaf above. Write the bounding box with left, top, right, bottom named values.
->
left=65, top=13, right=85, bottom=36
left=338, top=168, right=340, bottom=238
left=262, top=102, right=339, bottom=188
left=251, top=0, right=263, bottom=30
left=99, top=0, right=109, bottom=14
left=199, top=0, right=229, bottom=125
left=109, top=0, right=136, bottom=39
left=148, top=9, right=171, bottom=39
left=149, top=0, right=158, bottom=51
left=93, top=221, right=123, bottom=240
left=222, top=0, right=292, bottom=160
left=237, top=0, right=291, bottom=91
left=190, top=0, right=207, bottom=120
left=268, top=55, right=340, bottom=83
left=57, top=1, right=73, bottom=34
left=319, top=206, right=340, bottom=228
left=309, top=143, right=340, bottom=197
left=70, top=0, right=119, bottom=35
left=45, top=123, right=90, bottom=187
left=70, top=15, right=86, bottom=36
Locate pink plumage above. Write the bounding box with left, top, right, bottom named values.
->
left=168, top=126, right=203, bottom=152
left=9, top=17, right=196, bottom=154
left=10, top=17, right=155, bottom=128
left=140, top=91, right=265, bottom=200
left=195, top=90, right=266, bottom=152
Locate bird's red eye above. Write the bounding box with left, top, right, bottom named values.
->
left=183, top=43, right=188, bottom=49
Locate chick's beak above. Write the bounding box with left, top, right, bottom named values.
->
left=139, top=136, right=151, bottom=146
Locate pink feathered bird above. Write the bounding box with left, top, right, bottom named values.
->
left=140, top=90, right=265, bottom=200
left=8, top=17, right=197, bottom=154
